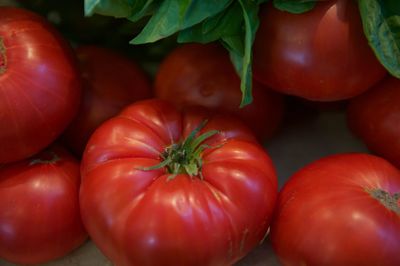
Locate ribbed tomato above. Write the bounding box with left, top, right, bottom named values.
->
left=253, top=0, right=386, bottom=101
left=0, top=146, right=87, bottom=265
left=0, top=7, right=81, bottom=163
left=80, top=99, right=278, bottom=266
left=271, top=153, right=400, bottom=266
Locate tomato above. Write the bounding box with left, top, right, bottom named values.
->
left=155, top=43, right=285, bottom=141
left=253, top=0, right=386, bottom=101
left=271, top=153, right=400, bottom=266
left=0, top=146, right=87, bottom=265
left=62, top=45, right=152, bottom=157
left=80, top=99, right=278, bottom=266
left=0, top=7, right=81, bottom=163
left=347, top=76, right=400, bottom=168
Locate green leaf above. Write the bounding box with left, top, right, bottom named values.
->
left=85, top=0, right=132, bottom=17
left=359, top=0, right=400, bottom=78
left=177, top=1, right=241, bottom=44
left=220, top=0, right=262, bottom=107
left=131, top=0, right=231, bottom=44
left=234, top=0, right=260, bottom=107
left=127, top=1, right=159, bottom=22
left=273, top=0, right=316, bottom=14
left=221, top=35, right=244, bottom=57
left=84, top=0, right=157, bottom=22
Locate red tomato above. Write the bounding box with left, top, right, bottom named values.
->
left=155, top=43, right=285, bottom=141
left=62, top=45, right=152, bottom=157
left=80, top=99, right=278, bottom=266
left=271, top=153, right=400, bottom=266
left=347, top=76, right=400, bottom=168
left=0, top=7, right=81, bottom=163
left=0, top=146, right=87, bottom=265
left=253, top=0, right=386, bottom=101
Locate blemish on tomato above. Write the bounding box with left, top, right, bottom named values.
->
left=0, top=37, right=6, bottom=74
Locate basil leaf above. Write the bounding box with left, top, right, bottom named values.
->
left=84, top=0, right=157, bottom=22
left=222, top=35, right=244, bottom=57
left=85, top=0, right=134, bottom=17
left=177, top=1, right=241, bottom=44
left=235, top=0, right=260, bottom=107
left=273, top=0, right=316, bottom=14
left=127, top=0, right=159, bottom=22
left=131, top=0, right=231, bottom=44
left=359, top=0, right=400, bottom=78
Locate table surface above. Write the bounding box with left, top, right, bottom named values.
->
left=0, top=106, right=370, bottom=266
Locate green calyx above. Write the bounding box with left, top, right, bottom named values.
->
left=142, top=120, right=219, bottom=180
left=0, top=37, right=6, bottom=74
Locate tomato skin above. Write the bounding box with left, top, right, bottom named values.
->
left=155, top=43, right=285, bottom=141
left=80, top=99, right=278, bottom=266
left=0, top=7, right=81, bottom=163
left=271, top=153, right=400, bottom=266
left=347, top=76, right=400, bottom=168
left=0, top=146, right=87, bottom=265
left=253, top=0, right=386, bottom=101
left=62, top=45, right=152, bottom=157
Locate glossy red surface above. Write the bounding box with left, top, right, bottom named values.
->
left=253, top=0, right=386, bottom=101
left=0, top=7, right=81, bottom=163
left=347, top=76, right=400, bottom=168
left=271, top=153, right=400, bottom=266
left=0, top=146, right=87, bottom=265
left=80, top=99, right=278, bottom=266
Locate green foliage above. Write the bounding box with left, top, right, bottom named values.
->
left=273, top=0, right=316, bottom=14
left=359, top=0, right=400, bottom=78
left=84, top=0, right=400, bottom=105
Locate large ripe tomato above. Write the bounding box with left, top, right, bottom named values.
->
left=0, top=7, right=81, bottom=163
left=80, top=99, right=278, bottom=266
left=0, top=146, right=87, bottom=265
left=347, top=76, right=400, bottom=168
left=271, top=153, right=400, bottom=266
left=62, top=45, right=152, bottom=157
left=155, top=43, right=285, bottom=141
left=253, top=0, right=386, bottom=101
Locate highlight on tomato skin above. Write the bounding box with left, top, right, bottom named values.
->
left=347, top=76, right=400, bottom=169
left=61, top=45, right=153, bottom=157
left=79, top=98, right=278, bottom=266
left=253, top=0, right=387, bottom=101
left=270, top=153, right=400, bottom=266
left=154, top=43, right=285, bottom=142
left=0, top=7, right=82, bottom=164
left=0, top=145, right=87, bottom=265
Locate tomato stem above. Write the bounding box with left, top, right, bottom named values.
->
left=29, top=151, right=61, bottom=166
left=0, top=37, right=6, bottom=74
left=368, top=188, right=400, bottom=214
left=140, top=120, right=220, bottom=179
